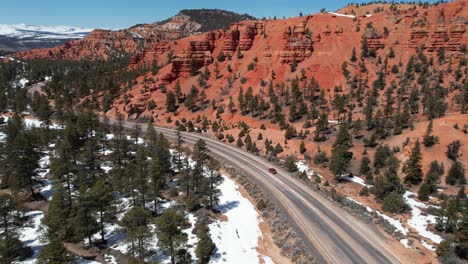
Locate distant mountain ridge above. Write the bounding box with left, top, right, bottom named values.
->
left=0, top=24, right=93, bottom=52
left=6, top=9, right=255, bottom=56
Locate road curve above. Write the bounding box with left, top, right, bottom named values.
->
left=118, top=119, right=403, bottom=264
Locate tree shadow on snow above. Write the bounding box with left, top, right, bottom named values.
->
left=217, top=201, right=239, bottom=214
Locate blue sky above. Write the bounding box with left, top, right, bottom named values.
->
left=3, top=0, right=440, bottom=29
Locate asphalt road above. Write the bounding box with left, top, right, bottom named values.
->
left=119, top=120, right=403, bottom=264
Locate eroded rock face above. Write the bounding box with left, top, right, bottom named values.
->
left=239, top=25, right=257, bottom=51
left=280, top=20, right=314, bottom=64
left=222, top=28, right=241, bottom=56
left=170, top=33, right=215, bottom=78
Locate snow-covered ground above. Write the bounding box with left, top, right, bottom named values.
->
left=0, top=24, right=93, bottom=39
left=296, top=160, right=322, bottom=179
left=404, top=191, right=442, bottom=250
left=209, top=175, right=271, bottom=264
left=328, top=12, right=356, bottom=18
left=347, top=197, right=409, bottom=236
left=0, top=115, right=62, bottom=130
left=328, top=12, right=373, bottom=18
left=16, top=211, right=46, bottom=264
left=340, top=174, right=371, bottom=187
left=346, top=189, right=443, bottom=251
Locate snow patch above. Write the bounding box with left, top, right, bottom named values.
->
left=209, top=175, right=266, bottom=263
left=296, top=160, right=321, bottom=179
left=400, top=238, right=410, bottom=249
left=328, top=12, right=356, bottom=18
left=404, top=191, right=442, bottom=244
left=341, top=175, right=371, bottom=187
left=346, top=197, right=409, bottom=236
left=16, top=211, right=46, bottom=264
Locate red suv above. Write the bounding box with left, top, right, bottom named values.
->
left=268, top=168, right=278, bottom=174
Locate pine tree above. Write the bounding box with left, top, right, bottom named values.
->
left=71, top=188, right=99, bottom=246
left=36, top=239, right=74, bottom=264
left=51, top=137, right=78, bottom=207
left=373, top=154, right=403, bottom=200
left=5, top=126, right=40, bottom=197
left=351, top=47, right=357, bottom=62
left=330, top=124, right=353, bottom=180
left=300, top=141, right=306, bottom=154
left=166, top=91, right=177, bottom=113
left=0, top=194, right=31, bottom=262
left=156, top=208, right=188, bottom=264
left=205, top=157, right=221, bottom=209
left=403, top=139, right=423, bottom=185
left=134, top=146, right=149, bottom=207
left=89, top=180, right=115, bottom=242
left=446, top=161, right=466, bottom=185
left=284, top=155, right=298, bottom=172
left=120, top=207, right=152, bottom=263
left=43, top=184, right=71, bottom=241
left=196, top=219, right=215, bottom=264
left=423, top=119, right=438, bottom=147
left=192, top=139, right=208, bottom=191
left=174, top=80, right=182, bottom=101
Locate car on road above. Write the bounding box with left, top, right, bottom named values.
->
left=268, top=168, right=277, bottom=174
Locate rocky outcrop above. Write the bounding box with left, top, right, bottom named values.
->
left=280, top=20, right=313, bottom=64
left=362, top=27, right=383, bottom=50
left=169, top=33, right=215, bottom=79
left=239, top=25, right=257, bottom=51
left=222, top=28, right=240, bottom=56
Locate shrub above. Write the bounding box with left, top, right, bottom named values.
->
left=257, top=199, right=267, bottom=211
left=314, top=152, right=329, bottom=164
left=359, top=187, right=370, bottom=196
left=382, top=192, right=409, bottom=213
left=284, top=155, right=298, bottom=172
left=447, top=140, right=461, bottom=161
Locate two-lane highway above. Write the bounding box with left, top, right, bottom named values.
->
left=118, top=119, right=402, bottom=264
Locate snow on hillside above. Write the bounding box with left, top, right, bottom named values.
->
left=210, top=175, right=271, bottom=264
left=404, top=191, right=442, bottom=249
left=16, top=211, right=46, bottom=264
left=0, top=24, right=93, bottom=39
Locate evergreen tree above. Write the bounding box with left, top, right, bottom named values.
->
left=447, top=140, right=461, bottom=161
left=423, top=119, right=438, bottom=147
left=36, top=239, right=74, bottom=264
left=350, top=47, right=357, bottom=62
left=43, top=184, right=71, bottom=241
left=373, top=154, right=403, bottom=200
left=284, top=155, right=298, bottom=172
left=4, top=124, right=40, bottom=197
left=156, top=208, right=188, bottom=264
left=330, top=124, right=353, bottom=180
left=0, top=194, right=31, bottom=263
left=196, top=220, right=215, bottom=264
left=166, top=91, right=177, bottom=113
left=205, top=157, right=221, bottom=209
left=89, top=180, right=115, bottom=242
left=120, top=207, right=152, bottom=263
left=71, top=188, right=99, bottom=246
left=446, top=161, right=466, bottom=185
left=299, top=141, right=306, bottom=154
left=192, top=139, right=208, bottom=191
left=403, top=139, right=423, bottom=185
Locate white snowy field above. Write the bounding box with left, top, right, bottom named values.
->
left=209, top=175, right=272, bottom=264
left=15, top=211, right=46, bottom=264
left=0, top=24, right=93, bottom=39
